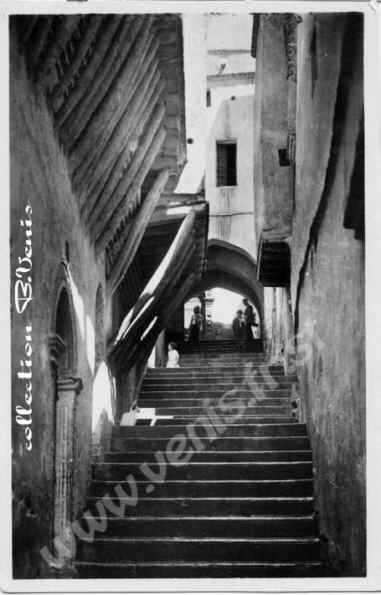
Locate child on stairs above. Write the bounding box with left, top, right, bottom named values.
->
left=167, top=342, right=180, bottom=368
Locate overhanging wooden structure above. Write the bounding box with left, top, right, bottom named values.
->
left=13, top=14, right=187, bottom=293
left=257, top=233, right=291, bottom=287
left=108, top=201, right=208, bottom=371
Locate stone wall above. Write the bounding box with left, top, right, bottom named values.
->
left=253, top=13, right=365, bottom=574
left=253, top=14, right=293, bottom=249
left=290, top=15, right=365, bottom=574
left=10, top=36, right=114, bottom=577
left=206, top=94, right=256, bottom=257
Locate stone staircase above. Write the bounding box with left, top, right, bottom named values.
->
left=75, top=340, right=322, bottom=578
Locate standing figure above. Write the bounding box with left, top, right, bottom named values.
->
left=189, top=306, right=203, bottom=345
left=167, top=342, right=180, bottom=368
left=232, top=309, right=245, bottom=338
left=243, top=300, right=259, bottom=344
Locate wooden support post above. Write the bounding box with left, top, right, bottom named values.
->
left=86, top=102, right=166, bottom=230
left=107, top=168, right=170, bottom=294
left=65, top=16, right=144, bottom=149
left=94, top=126, right=167, bottom=251
left=49, top=16, right=103, bottom=112
left=66, top=19, right=155, bottom=158
left=56, top=16, right=121, bottom=129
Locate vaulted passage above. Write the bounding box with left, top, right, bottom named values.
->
left=75, top=340, right=322, bottom=578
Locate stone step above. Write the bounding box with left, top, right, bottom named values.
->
left=92, top=461, right=313, bottom=481
left=146, top=365, right=279, bottom=373
left=179, top=356, right=266, bottom=362
left=85, top=496, right=315, bottom=516
left=76, top=515, right=317, bottom=539
left=77, top=536, right=320, bottom=563
left=139, top=397, right=291, bottom=407
left=111, top=435, right=311, bottom=452
left=139, top=390, right=292, bottom=399
left=104, top=450, right=313, bottom=463
left=141, top=381, right=293, bottom=390
left=136, top=406, right=291, bottom=416
left=179, top=358, right=267, bottom=364
left=137, top=416, right=295, bottom=425
left=89, top=478, right=314, bottom=499
left=146, top=365, right=284, bottom=376
left=113, top=423, right=308, bottom=439
left=75, top=560, right=323, bottom=578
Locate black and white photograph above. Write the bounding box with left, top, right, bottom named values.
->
left=3, top=0, right=379, bottom=590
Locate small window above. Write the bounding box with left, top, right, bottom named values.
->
left=206, top=89, right=211, bottom=107
left=216, top=141, right=237, bottom=187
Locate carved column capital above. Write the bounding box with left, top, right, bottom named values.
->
left=56, top=375, right=83, bottom=396
left=48, top=333, right=66, bottom=368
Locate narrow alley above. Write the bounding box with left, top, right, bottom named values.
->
left=9, top=8, right=366, bottom=584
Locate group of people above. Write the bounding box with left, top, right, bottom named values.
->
left=166, top=298, right=260, bottom=368
left=232, top=298, right=260, bottom=342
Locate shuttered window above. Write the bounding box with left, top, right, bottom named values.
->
left=216, top=141, right=237, bottom=186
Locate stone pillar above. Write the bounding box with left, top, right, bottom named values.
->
left=54, top=375, right=83, bottom=561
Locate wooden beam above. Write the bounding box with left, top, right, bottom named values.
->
left=49, top=16, right=104, bottom=112
left=110, top=209, right=196, bottom=334
left=64, top=16, right=144, bottom=150
left=80, top=75, right=165, bottom=213
left=67, top=19, right=155, bottom=161
left=55, top=16, right=121, bottom=130
left=28, top=16, right=55, bottom=73
left=74, top=46, right=160, bottom=200
left=72, top=35, right=159, bottom=195
left=94, top=126, right=167, bottom=252
left=109, top=211, right=196, bottom=366
left=86, top=101, right=166, bottom=231
left=36, top=15, right=82, bottom=80
left=107, top=168, right=170, bottom=295
left=19, top=16, right=39, bottom=48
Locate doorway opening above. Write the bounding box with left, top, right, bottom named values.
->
left=183, top=287, right=260, bottom=341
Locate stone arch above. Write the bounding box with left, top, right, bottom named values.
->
left=47, top=261, right=82, bottom=563
left=49, top=261, right=77, bottom=375
left=55, top=288, right=75, bottom=373
left=192, top=239, right=264, bottom=321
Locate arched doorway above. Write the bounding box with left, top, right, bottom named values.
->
left=184, top=287, right=261, bottom=342
left=55, top=287, right=75, bottom=373
left=48, top=274, right=82, bottom=567
left=191, top=240, right=264, bottom=334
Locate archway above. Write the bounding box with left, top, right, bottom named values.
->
left=48, top=276, right=82, bottom=565
left=184, top=287, right=261, bottom=341
left=55, top=287, right=75, bottom=374
left=191, top=239, right=264, bottom=328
